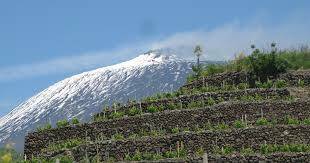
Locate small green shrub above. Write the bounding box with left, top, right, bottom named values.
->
left=164, top=150, right=178, bottom=158
left=240, top=147, right=254, bottom=156
left=164, top=93, right=173, bottom=98
left=139, top=129, right=149, bottom=137
left=298, top=79, right=305, bottom=87
left=203, top=64, right=226, bottom=76
left=129, top=152, right=164, bottom=160
left=142, top=152, right=155, bottom=160
left=124, top=154, right=131, bottom=161
left=36, top=123, right=52, bottom=132
left=203, top=122, right=213, bottom=130
left=270, top=118, right=278, bottom=126
left=143, top=96, right=153, bottom=102
left=187, top=101, right=203, bottom=108
left=233, top=120, right=246, bottom=128
left=275, top=79, right=287, bottom=88
left=213, top=146, right=235, bottom=155
left=186, top=74, right=196, bottom=83
left=207, top=98, right=216, bottom=106
left=128, top=107, right=142, bottom=116
left=156, top=93, right=164, bottom=100
left=178, top=148, right=187, bottom=158
left=200, top=86, right=217, bottom=93
left=149, top=130, right=164, bottom=137
left=71, top=117, right=79, bottom=125
left=222, top=84, right=237, bottom=91
left=260, top=144, right=272, bottom=154
left=237, top=83, right=249, bottom=90
left=217, top=97, right=225, bottom=103
left=112, top=133, right=124, bottom=141
left=167, top=103, right=177, bottom=110
left=187, top=101, right=196, bottom=108
left=109, top=111, right=124, bottom=119
left=214, top=122, right=229, bottom=131
left=286, top=95, right=295, bottom=102
left=240, top=95, right=255, bottom=101
left=256, top=117, right=269, bottom=126
left=255, top=80, right=273, bottom=89
left=132, top=151, right=142, bottom=161
left=265, top=80, right=275, bottom=88
left=254, top=94, right=264, bottom=101
left=285, top=116, right=300, bottom=125
left=194, top=125, right=204, bottom=133
left=173, top=91, right=182, bottom=97
left=195, top=147, right=205, bottom=156
left=171, top=127, right=180, bottom=134
left=57, top=156, right=74, bottom=163
left=147, top=105, right=159, bottom=113
left=128, top=133, right=139, bottom=139
left=152, top=153, right=164, bottom=160
left=213, top=146, right=221, bottom=155
left=182, top=127, right=190, bottom=133
left=56, top=120, right=69, bottom=128
left=45, top=139, right=83, bottom=151
left=93, top=115, right=106, bottom=122
left=222, top=146, right=235, bottom=155
left=157, top=104, right=164, bottom=111
left=106, top=157, right=116, bottom=163
left=302, top=118, right=310, bottom=125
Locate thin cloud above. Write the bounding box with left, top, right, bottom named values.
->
left=0, top=15, right=309, bottom=82
left=151, top=22, right=310, bottom=61
left=0, top=45, right=147, bottom=82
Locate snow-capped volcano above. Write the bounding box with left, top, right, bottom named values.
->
left=0, top=50, right=194, bottom=151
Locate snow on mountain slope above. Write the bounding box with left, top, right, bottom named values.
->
left=0, top=50, right=194, bottom=151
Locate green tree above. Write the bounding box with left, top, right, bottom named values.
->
left=247, top=43, right=289, bottom=83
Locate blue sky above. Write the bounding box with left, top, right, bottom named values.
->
left=0, top=0, right=310, bottom=117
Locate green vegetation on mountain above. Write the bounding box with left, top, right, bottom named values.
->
left=187, top=44, right=310, bottom=83
left=19, top=44, right=310, bottom=162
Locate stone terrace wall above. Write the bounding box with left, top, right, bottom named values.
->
left=24, top=100, right=310, bottom=157
left=182, top=71, right=248, bottom=89
left=182, top=71, right=310, bottom=89
left=207, top=153, right=310, bottom=163
left=142, top=153, right=310, bottom=163
left=280, top=70, right=310, bottom=86
left=68, top=125, right=310, bottom=162
left=94, top=88, right=290, bottom=119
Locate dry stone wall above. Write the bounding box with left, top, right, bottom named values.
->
left=182, top=71, right=310, bottom=89
left=207, top=153, right=310, bottom=163
left=67, top=125, right=310, bottom=162
left=280, top=70, right=310, bottom=86
left=182, top=71, right=248, bottom=89
left=141, top=153, right=310, bottom=163
left=94, top=88, right=289, bottom=118
left=24, top=100, right=310, bottom=158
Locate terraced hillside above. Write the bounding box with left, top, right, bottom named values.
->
left=24, top=70, right=310, bottom=162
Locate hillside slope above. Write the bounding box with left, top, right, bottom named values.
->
left=0, top=51, right=194, bottom=151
